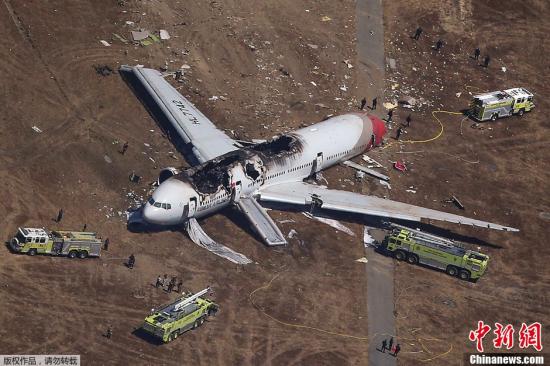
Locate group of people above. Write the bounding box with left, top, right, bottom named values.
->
left=155, top=274, right=183, bottom=293
left=412, top=26, right=491, bottom=67
left=380, top=337, right=401, bottom=357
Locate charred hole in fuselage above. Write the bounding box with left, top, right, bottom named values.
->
left=249, top=134, right=304, bottom=166
left=186, top=154, right=242, bottom=194
left=245, top=163, right=260, bottom=180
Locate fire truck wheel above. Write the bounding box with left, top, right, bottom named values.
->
left=459, top=270, right=471, bottom=281
left=518, top=109, right=524, bottom=116
left=28, top=249, right=37, bottom=256
left=200, top=317, right=205, bottom=325
left=193, top=321, right=199, bottom=329
left=68, top=250, right=78, bottom=259
left=490, top=113, right=498, bottom=121
left=446, top=266, right=458, bottom=277
left=394, top=250, right=406, bottom=261
left=406, top=254, right=419, bottom=265
left=172, top=331, right=179, bottom=339
left=78, top=251, right=88, bottom=259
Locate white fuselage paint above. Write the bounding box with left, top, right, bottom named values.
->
left=142, top=113, right=383, bottom=225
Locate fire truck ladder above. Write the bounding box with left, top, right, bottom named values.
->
left=162, top=287, right=211, bottom=314
left=389, top=223, right=464, bottom=252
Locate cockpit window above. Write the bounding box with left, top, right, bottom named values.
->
left=148, top=197, right=155, bottom=205
left=166, top=203, right=172, bottom=209
left=154, top=202, right=162, bottom=208
left=161, top=203, right=167, bottom=209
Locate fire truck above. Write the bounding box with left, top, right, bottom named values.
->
left=470, top=87, right=534, bottom=121
left=381, top=224, right=489, bottom=281
left=10, top=227, right=102, bottom=258
left=141, top=288, right=219, bottom=343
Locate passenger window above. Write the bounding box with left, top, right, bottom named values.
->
left=154, top=202, right=162, bottom=208
left=161, top=203, right=167, bottom=209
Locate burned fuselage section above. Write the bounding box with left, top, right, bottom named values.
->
left=174, top=133, right=306, bottom=202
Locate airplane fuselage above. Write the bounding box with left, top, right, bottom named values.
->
left=142, top=113, right=386, bottom=225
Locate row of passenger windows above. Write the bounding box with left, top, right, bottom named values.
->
left=198, top=192, right=230, bottom=211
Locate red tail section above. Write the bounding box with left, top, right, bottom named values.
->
left=369, top=114, right=387, bottom=146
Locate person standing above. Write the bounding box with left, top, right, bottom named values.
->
left=371, top=97, right=378, bottom=110
left=434, top=39, right=443, bottom=52
left=395, top=127, right=404, bottom=140
left=474, top=47, right=481, bottom=60
left=56, top=209, right=64, bottom=223
left=104, top=238, right=110, bottom=251
left=388, top=337, right=394, bottom=353
left=167, top=281, right=174, bottom=293
left=393, top=343, right=401, bottom=357
left=120, top=141, right=129, bottom=155
left=162, top=274, right=168, bottom=288
left=387, top=109, right=394, bottom=123
left=155, top=275, right=163, bottom=288
left=381, top=339, right=388, bottom=353
left=406, top=114, right=412, bottom=127
left=483, top=55, right=491, bottom=68
left=128, top=254, right=135, bottom=269
left=360, top=97, right=367, bottom=110
left=83, top=223, right=87, bottom=231
left=413, top=27, right=423, bottom=40
left=106, top=326, right=112, bottom=339
left=176, top=281, right=183, bottom=293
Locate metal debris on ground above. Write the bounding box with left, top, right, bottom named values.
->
left=131, top=30, right=149, bottom=41
left=129, top=172, right=141, bottom=183
left=302, top=212, right=355, bottom=237
left=362, top=155, right=384, bottom=168
left=451, top=195, right=465, bottom=210
left=185, top=218, right=253, bottom=265
left=321, top=16, right=332, bottom=22
left=393, top=160, right=407, bottom=172
left=343, top=59, right=353, bottom=69
left=159, top=29, right=170, bottom=40
left=356, top=257, right=369, bottom=263
left=287, top=229, right=298, bottom=239
left=99, top=40, right=111, bottom=47
left=379, top=180, right=391, bottom=189
left=387, top=58, right=397, bottom=70
left=342, top=161, right=389, bottom=181
left=112, top=33, right=128, bottom=44
left=103, top=155, right=112, bottom=164
left=31, top=126, right=43, bottom=133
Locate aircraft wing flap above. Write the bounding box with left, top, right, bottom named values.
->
left=258, top=182, right=519, bottom=232
left=237, top=197, right=287, bottom=246
left=121, top=65, right=240, bottom=164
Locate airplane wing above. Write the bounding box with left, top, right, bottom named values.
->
left=120, top=65, right=241, bottom=164
left=257, top=182, right=519, bottom=232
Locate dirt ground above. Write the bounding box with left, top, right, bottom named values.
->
left=0, top=0, right=548, bottom=365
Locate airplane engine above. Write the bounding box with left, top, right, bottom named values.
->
left=158, top=167, right=180, bottom=185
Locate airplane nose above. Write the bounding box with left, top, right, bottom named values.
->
left=142, top=203, right=161, bottom=225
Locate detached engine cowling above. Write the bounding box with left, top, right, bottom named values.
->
left=158, top=167, right=180, bottom=185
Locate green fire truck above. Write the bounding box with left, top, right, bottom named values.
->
left=470, top=87, right=535, bottom=121
left=141, top=288, right=219, bottom=343
left=382, top=225, right=489, bottom=281
left=10, top=227, right=102, bottom=258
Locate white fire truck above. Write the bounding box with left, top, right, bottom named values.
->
left=470, top=87, right=535, bottom=121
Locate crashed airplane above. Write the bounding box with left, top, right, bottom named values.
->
left=121, top=65, right=517, bottom=260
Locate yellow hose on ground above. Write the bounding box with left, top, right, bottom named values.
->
left=249, top=273, right=454, bottom=362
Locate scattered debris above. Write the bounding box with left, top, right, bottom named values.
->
left=321, top=16, right=332, bottom=22
left=129, top=172, right=141, bottom=183
left=277, top=219, right=295, bottom=224
left=539, top=212, right=550, bottom=221
left=339, top=85, right=348, bottom=92
left=287, top=229, right=298, bottom=239
left=343, top=59, right=353, bottom=69
left=31, top=126, right=42, bottom=133
left=307, top=43, right=318, bottom=49
left=112, top=33, right=129, bottom=44
left=393, top=160, right=407, bottom=172
left=362, top=155, right=384, bottom=168
left=180, top=64, right=191, bottom=69
left=103, top=155, right=112, bottom=164
left=99, top=40, right=111, bottom=47
left=501, top=66, right=507, bottom=72
left=94, top=65, right=113, bottom=76
left=342, top=161, right=389, bottom=181
left=302, top=212, right=355, bottom=237
left=125, top=21, right=134, bottom=26
left=451, top=195, right=465, bottom=210
left=209, top=96, right=219, bottom=101
left=406, top=189, right=417, bottom=194
left=131, top=30, right=150, bottom=41
left=387, top=58, right=396, bottom=70
left=159, top=29, right=170, bottom=40
left=383, top=102, right=398, bottom=110
left=356, top=257, right=369, bottom=263
left=456, top=92, right=462, bottom=98
left=379, top=180, right=391, bottom=189
left=355, top=170, right=366, bottom=179
left=398, top=95, right=416, bottom=107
